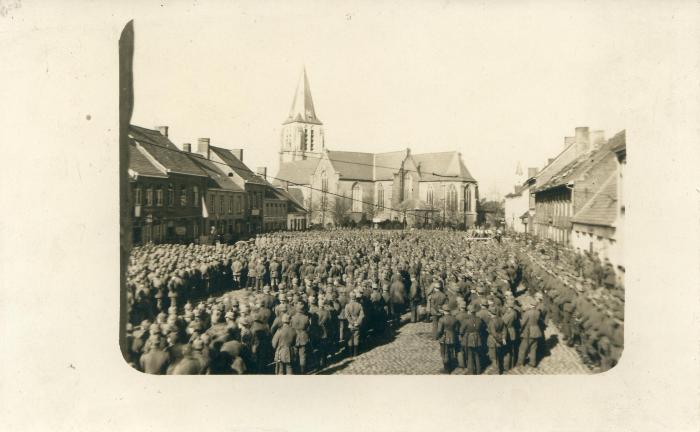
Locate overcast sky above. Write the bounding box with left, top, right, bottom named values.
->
left=129, top=2, right=662, bottom=200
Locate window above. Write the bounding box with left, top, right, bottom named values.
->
left=193, top=186, right=199, bottom=207
left=209, top=195, right=215, bottom=213
left=465, top=186, right=472, bottom=212
left=310, top=129, right=314, bottom=151
left=447, top=185, right=457, bottom=212
left=156, top=188, right=164, bottom=207
left=427, top=186, right=434, bottom=206
left=229, top=196, right=233, bottom=214
left=168, top=184, right=174, bottom=207
left=321, top=170, right=328, bottom=192
left=146, top=188, right=153, bottom=206
left=135, top=187, right=142, bottom=206
left=352, top=183, right=362, bottom=212
left=377, top=183, right=384, bottom=208
left=236, top=196, right=243, bottom=214
left=180, top=186, right=187, bottom=207
left=220, top=196, right=225, bottom=214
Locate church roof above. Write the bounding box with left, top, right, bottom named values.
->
left=412, top=151, right=476, bottom=182
left=311, top=149, right=476, bottom=182
left=327, top=150, right=375, bottom=181
left=274, top=158, right=320, bottom=186
left=283, top=67, right=322, bottom=125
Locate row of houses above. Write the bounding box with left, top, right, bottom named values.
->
left=505, top=126, right=626, bottom=273
left=127, top=125, right=307, bottom=245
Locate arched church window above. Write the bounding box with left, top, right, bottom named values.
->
left=448, top=185, right=457, bottom=212
left=377, top=183, right=384, bottom=209
left=352, top=183, right=362, bottom=212
left=427, top=186, right=434, bottom=206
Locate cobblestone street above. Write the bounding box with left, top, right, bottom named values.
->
left=319, top=316, right=592, bottom=375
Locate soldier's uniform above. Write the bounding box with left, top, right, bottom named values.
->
left=429, top=284, right=448, bottom=338
left=518, top=303, right=543, bottom=367
left=343, top=293, right=365, bottom=357
left=460, top=305, right=484, bottom=375
left=435, top=305, right=458, bottom=373
left=486, top=308, right=506, bottom=374
left=501, top=301, right=519, bottom=370
left=290, top=303, right=311, bottom=373
left=271, top=314, right=296, bottom=375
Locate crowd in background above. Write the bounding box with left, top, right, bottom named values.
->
left=124, top=229, right=623, bottom=375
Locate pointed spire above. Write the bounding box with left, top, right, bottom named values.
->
left=515, top=161, right=523, bottom=176
left=284, top=67, right=322, bottom=125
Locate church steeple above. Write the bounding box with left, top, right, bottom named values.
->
left=285, top=67, right=322, bottom=125
left=280, top=67, right=325, bottom=164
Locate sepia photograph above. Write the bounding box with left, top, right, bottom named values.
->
left=2, top=2, right=699, bottom=431
left=120, top=11, right=626, bottom=376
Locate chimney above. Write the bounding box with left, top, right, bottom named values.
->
left=197, top=138, right=210, bottom=159
left=156, top=126, right=169, bottom=137
left=182, top=143, right=191, bottom=153
left=256, top=167, right=268, bottom=180
left=230, top=149, right=244, bottom=162
left=590, top=130, right=605, bottom=149
left=574, top=126, right=590, bottom=156
left=528, top=167, right=539, bottom=178
left=564, top=136, right=575, bottom=148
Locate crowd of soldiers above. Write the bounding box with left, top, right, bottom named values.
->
left=124, top=229, right=624, bottom=375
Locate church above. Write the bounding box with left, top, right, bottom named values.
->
left=274, top=68, right=479, bottom=228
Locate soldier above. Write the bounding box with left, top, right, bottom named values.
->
left=140, top=336, right=170, bottom=374
left=460, top=304, right=483, bottom=375
left=408, top=274, right=422, bottom=323
left=486, top=306, right=506, bottom=374
left=271, top=313, right=296, bottom=375
left=435, top=304, right=458, bottom=373
left=501, top=298, right=520, bottom=370
left=429, top=282, right=447, bottom=338
left=171, top=345, right=203, bottom=375
left=344, top=291, right=365, bottom=358
left=290, top=302, right=311, bottom=374
left=316, top=298, right=335, bottom=368
left=518, top=302, right=543, bottom=368
left=250, top=310, right=272, bottom=373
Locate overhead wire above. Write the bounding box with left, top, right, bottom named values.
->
left=129, top=136, right=476, bottom=225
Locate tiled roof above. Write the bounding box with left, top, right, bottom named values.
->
left=413, top=151, right=476, bottom=182
left=275, top=187, right=307, bottom=212
left=374, top=151, right=408, bottom=181
left=609, top=130, right=626, bottom=155
left=322, top=149, right=476, bottom=182
left=287, top=188, right=306, bottom=207
left=571, top=171, right=617, bottom=227
left=209, top=146, right=267, bottom=185
left=128, top=139, right=167, bottom=178
left=534, top=139, right=616, bottom=193
left=274, top=159, right=320, bottom=185
left=186, top=153, right=244, bottom=192
left=327, top=150, right=375, bottom=181
left=129, top=125, right=206, bottom=177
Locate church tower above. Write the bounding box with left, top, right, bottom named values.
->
left=515, top=160, right=525, bottom=186
left=280, top=67, right=325, bottom=164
